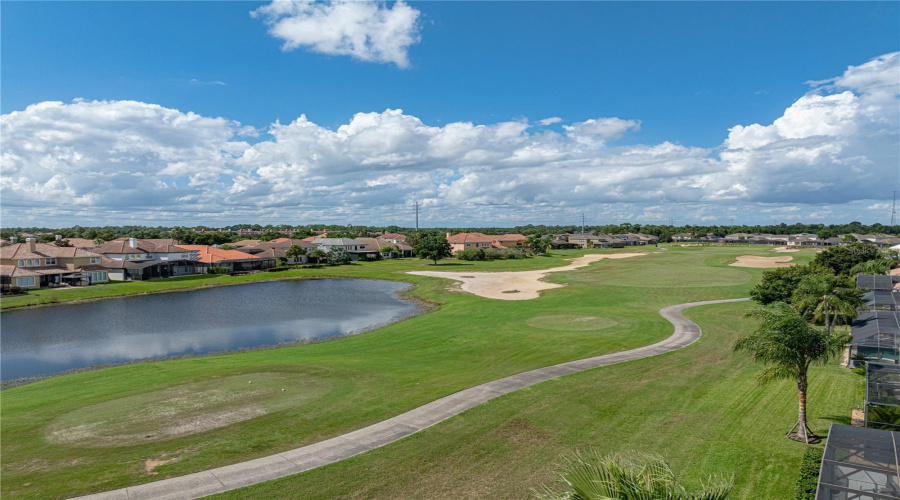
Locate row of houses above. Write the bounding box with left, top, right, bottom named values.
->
left=675, top=232, right=900, bottom=247
left=0, top=233, right=414, bottom=292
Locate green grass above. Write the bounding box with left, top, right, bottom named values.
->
left=207, top=303, right=860, bottom=500
left=1, top=245, right=852, bottom=500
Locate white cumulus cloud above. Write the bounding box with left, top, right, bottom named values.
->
left=252, top=0, right=422, bottom=68
left=1, top=53, right=897, bottom=227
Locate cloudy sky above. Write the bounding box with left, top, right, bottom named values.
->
left=2, top=2, right=898, bottom=228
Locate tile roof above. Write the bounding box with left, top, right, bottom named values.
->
left=61, top=238, right=101, bottom=248
left=446, top=232, right=495, bottom=244
left=255, top=239, right=318, bottom=249
left=0, top=243, right=101, bottom=260
left=231, top=239, right=263, bottom=248
left=92, top=238, right=190, bottom=255
left=495, top=234, right=527, bottom=241
left=311, top=238, right=367, bottom=246
left=178, top=245, right=264, bottom=264
left=0, top=265, right=42, bottom=277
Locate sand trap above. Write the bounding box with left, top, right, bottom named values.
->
left=772, top=247, right=799, bottom=253
left=730, top=255, right=795, bottom=268
left=408, top=253, right=646, bottom=300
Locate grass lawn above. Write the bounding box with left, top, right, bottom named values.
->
left=1, top=245, right=854, bottom=499
left=206, top=302, right=861, bottom=500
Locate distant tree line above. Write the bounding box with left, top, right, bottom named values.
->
left=2, top=221, right=897, bottom=244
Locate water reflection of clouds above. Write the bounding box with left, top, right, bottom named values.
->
left=1, top=280, right=414, bottom=380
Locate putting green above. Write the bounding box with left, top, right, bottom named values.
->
left=46, top=373, right=329, bottom=447
left=525, top=315, right=618, bottom=331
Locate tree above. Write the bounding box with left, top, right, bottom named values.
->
left=539, top=450, right=732, bottom=500
left=526, top=234, right=553, bottom=254
left=813, top=243, right=882, bottom=275
left=412, top=231, right=452, bottom=265
left=326, top=247, right=350, bottom=265
left=849, top=258, right=895, bottom=276
left=308, top=248, right=327, bottom=264
left=285, top=244, right=307, bottom=264
left=380, top=245, right=397, bottom=258
left=817, top=229, right=835, bottom=240
left=842, top=234, right=858, bottom=243
left=53, top=238, right=72, bottom=247
left=792, top=274, right=861, bottom=333
left=735, top=302, right=846, bottom=443
left=749, top=265, right=816, bottom=305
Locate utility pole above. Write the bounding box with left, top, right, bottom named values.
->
left=415, top=201, right=419, bottom=232
left=730, top=216, right=735, bottom=226
left=892, top=191, right=897, bottom=227
left=581, top=213, right=585, bottom=234
left=670, top=217, right=674, bottom=227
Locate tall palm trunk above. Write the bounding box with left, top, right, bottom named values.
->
left=791, top=370, right=815, bottom=443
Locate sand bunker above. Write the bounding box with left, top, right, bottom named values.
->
left=730, top=255, right=795, bottom=268
left=773, top=247, right=799, bottom=253
left=408, top=253, right=646, bottom=300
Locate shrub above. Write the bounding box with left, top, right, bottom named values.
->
left=209, top=266, right=230, bottom=275
left=456, top=248, right=487, bottom=261
left=794, top=447, right=824, bottom=500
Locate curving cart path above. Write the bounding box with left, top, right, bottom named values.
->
left=74, top=298, right=749, bottom=500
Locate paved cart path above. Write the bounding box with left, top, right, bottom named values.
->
left=73, top=298, right=750, bottom=500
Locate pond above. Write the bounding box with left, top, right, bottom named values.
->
left=0, top=279, right=417, bottom=381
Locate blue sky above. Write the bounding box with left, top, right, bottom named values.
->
left=2, top=1, right=899, bottom=228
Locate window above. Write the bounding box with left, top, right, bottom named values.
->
left=90, top=257, right=101, bottom=264
left=15, top=276, right=35, bottom=287
left=17, top=259, right=24, bottom=267
left=88, top=271, right=107, bottom=282
left=25, top=259, right=33, bottom=267
left=45, top=257, right=56, bottom=265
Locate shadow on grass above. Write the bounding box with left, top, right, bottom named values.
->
left=429, top=262, right=474, bottom=267
left=823, top=414, right=852, bottom=426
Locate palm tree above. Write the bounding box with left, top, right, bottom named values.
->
left=539, top=450, right=732, bottom=500
left=849, top=259, right=895, bottom=276
left=735, top=302, right=846, bottom=443
left=285, top=244, right=306, bottom=264
left=791, top=274, right=862, bottom=333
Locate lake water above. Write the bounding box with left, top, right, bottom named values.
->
left=0, top=279, right=417, bottom=380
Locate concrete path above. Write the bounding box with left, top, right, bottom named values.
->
left=73, top=298, right=749, bottom=500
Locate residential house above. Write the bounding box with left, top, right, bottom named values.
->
left=179, top=245, right=273, bottom=272
left=563, top=234, right=625, bottom=249
left=446, top=233, right=495, bottom=254
left=615, top=233, right=659, bottom=246
left=380, top=232, right=408, bottom=245
left=92, top=238, right=201, bottom=281
left=247, top=238, right=319, bottom=264
left=493, top=234, right=527, bottom=248
left=0, top=237, right=107, bottom=290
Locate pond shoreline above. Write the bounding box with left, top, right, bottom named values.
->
left=1, top=279, right=436, bottom=389
left=0, top=272, right=418, bottom=312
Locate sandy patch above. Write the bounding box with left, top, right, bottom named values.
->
left=772, top=247, right=799, bottom=253
left=408, top=253, right=646, bottom=300
left=145, top=455, right=180, bottom=474
left=729, top=255, right=795, bottom=268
